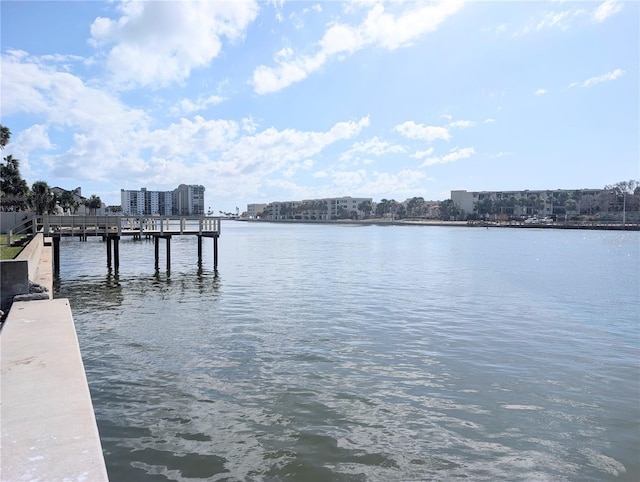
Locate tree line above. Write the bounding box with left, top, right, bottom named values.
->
left=1, top=125, right=103, bottom=215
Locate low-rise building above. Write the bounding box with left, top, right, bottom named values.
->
left=451, top=188, right=604, bottom=219
left=247, top=203, right=268, bottom=219
left=254, top=196, right=373, bottom=220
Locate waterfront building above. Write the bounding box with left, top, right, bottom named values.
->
left=173, top=184, right=205, bottom=216
left=256, top=196, right=373, bottom=220
left=451, top=188, right=605, bottom=219
left=247, top=203, right=268, bottom=219
left=121, top=185, right=204, bottom=216
left=121, top=188, right=173, bottom=216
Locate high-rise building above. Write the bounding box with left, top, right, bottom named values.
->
left=172, top=184, right=205, bottom=215
left=121, top=186, right=191, bottom=215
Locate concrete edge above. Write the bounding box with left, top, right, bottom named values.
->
left=0, top=298, right=109, bottom=481
left=16, top=232, right=44, bottom=282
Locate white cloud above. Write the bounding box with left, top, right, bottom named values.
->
left=340, top=136, right=406, bottom=161
left=2, top=46, right=369, bottom=192
left=535, top=88, right=548, bottom=95
left=363, top=169, right=432, bottom=197
left=447, top=120, right=476, bottom=128
left=394, top=121, right=451, bottom=142
left=251, top=0, right=464, bottom=94
left=410, top=147, right=434, bottom=160
left=592, top=0, right=623, bottom=22
left=1, top=51, right=148, bottom=136
left=90, top=1, right=259, bottom=89
left=421, top=147, right=475, bottom=167
left=483, top=118, right=496, bottom=123
left=536, top=10, right=572, bottom=31
left=569, top=69, right=625, bottom=88
left=172, top=95, right=226, bottom=115
left=515, top=1, right=621, bottom=36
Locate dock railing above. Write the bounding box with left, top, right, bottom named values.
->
left=35, top=215, right=221, bottom=238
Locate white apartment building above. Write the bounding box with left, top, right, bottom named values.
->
left=451, top=188, right=604, bottom=218
left=260, top=196, right=372, bottom=220
left=247, top=203, right=268, bottom=219
left=121, top=188, right=173, bottom=215
left=173, top=184, right=205, bottom=215
left=121, top=185, right=204, bottom=215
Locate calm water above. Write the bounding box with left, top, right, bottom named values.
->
left=55, top=222, right=639, bottom=481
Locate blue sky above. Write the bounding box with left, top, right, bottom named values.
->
left=1, top=1, right=637, bottom=212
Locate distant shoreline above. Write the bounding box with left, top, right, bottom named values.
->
left=237, top=218, right=640, bottom=230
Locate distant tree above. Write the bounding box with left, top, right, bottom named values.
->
left=336, top=206, right=348, bottom=219
left=30, top=181, right=58, bottom=215
left=604, top=180, right=640, bottom=212
left=60, top=190, right=79, bottom=214
left=439, top=199, right=460, bottom=221
left=85, top=194, right=102, bottom=215
left=358, top=200, right=372, bottom=219
left=375, top=199, right=389, bottom=218
left=406, top=196, right=425, bottom=218
left=474, top=198, right=494, bottom=218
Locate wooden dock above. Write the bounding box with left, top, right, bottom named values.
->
left=11, top=215, right=222, bottom=272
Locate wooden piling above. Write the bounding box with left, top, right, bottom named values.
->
left=213, top=235, right=218, bottom=269
left=53, top=235, right=60, bottom=273
left=154, top=236, right=160, bottom=270
left=106, top=237, right=112, bottom=269
left=166, top=236, right=171, bottom=271
left=154, top=235, right=172, bottom=271
left=113, top=236, right=120, bottom=271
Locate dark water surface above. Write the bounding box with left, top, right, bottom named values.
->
left=55, top=223, right=639, bottom=481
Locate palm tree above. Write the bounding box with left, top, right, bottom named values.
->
left=358, top=200, right=372, bottom=219
left=30, top=181, right=58, bottom=215
left=1, top=155, right=29, bottom=198
left=85, top=194, right=103, bottom=215
left=60, top=190, right=79, bottom=214
left=0, top=125, right=10, bottom=149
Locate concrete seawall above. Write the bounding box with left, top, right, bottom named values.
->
left=1, top=238, right=109, bottom=480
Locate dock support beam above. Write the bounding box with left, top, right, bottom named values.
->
left=53, top=235, right=60, bottom=273
left=106, top=237, right=111, bottom=268
left=197, top=235, right=203, bottom=267
left=214, top=235, right=218, bottom=270
left=154, top=235, right=172, bottom=271
left=106, top=235, right=120, bottom=271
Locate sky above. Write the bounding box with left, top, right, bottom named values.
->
left=1, top=0, right=638, bottom=213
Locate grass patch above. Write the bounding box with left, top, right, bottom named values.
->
left=1, top=246, right=23, bottom=260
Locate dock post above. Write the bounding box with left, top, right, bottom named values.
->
left=213, top=236, right=218, bottom=270
left=197, top=235, right=203, bottom=266
left=106, top=237, right=112, bottom=269
left=53, top=235, right=60, bottom=273
left=113, top=236, right=120, bottom=272
left=166, top=236, right=171, bottom=271
left=154, top=236, right=159, bottom=270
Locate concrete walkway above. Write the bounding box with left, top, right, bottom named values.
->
left=1, top=239, right=108, bottom=480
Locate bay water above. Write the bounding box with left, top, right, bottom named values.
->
left=55, top=222, right=639, bottom=481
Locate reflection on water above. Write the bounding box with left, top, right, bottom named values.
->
left=56, top=225, right=640, bottom=481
